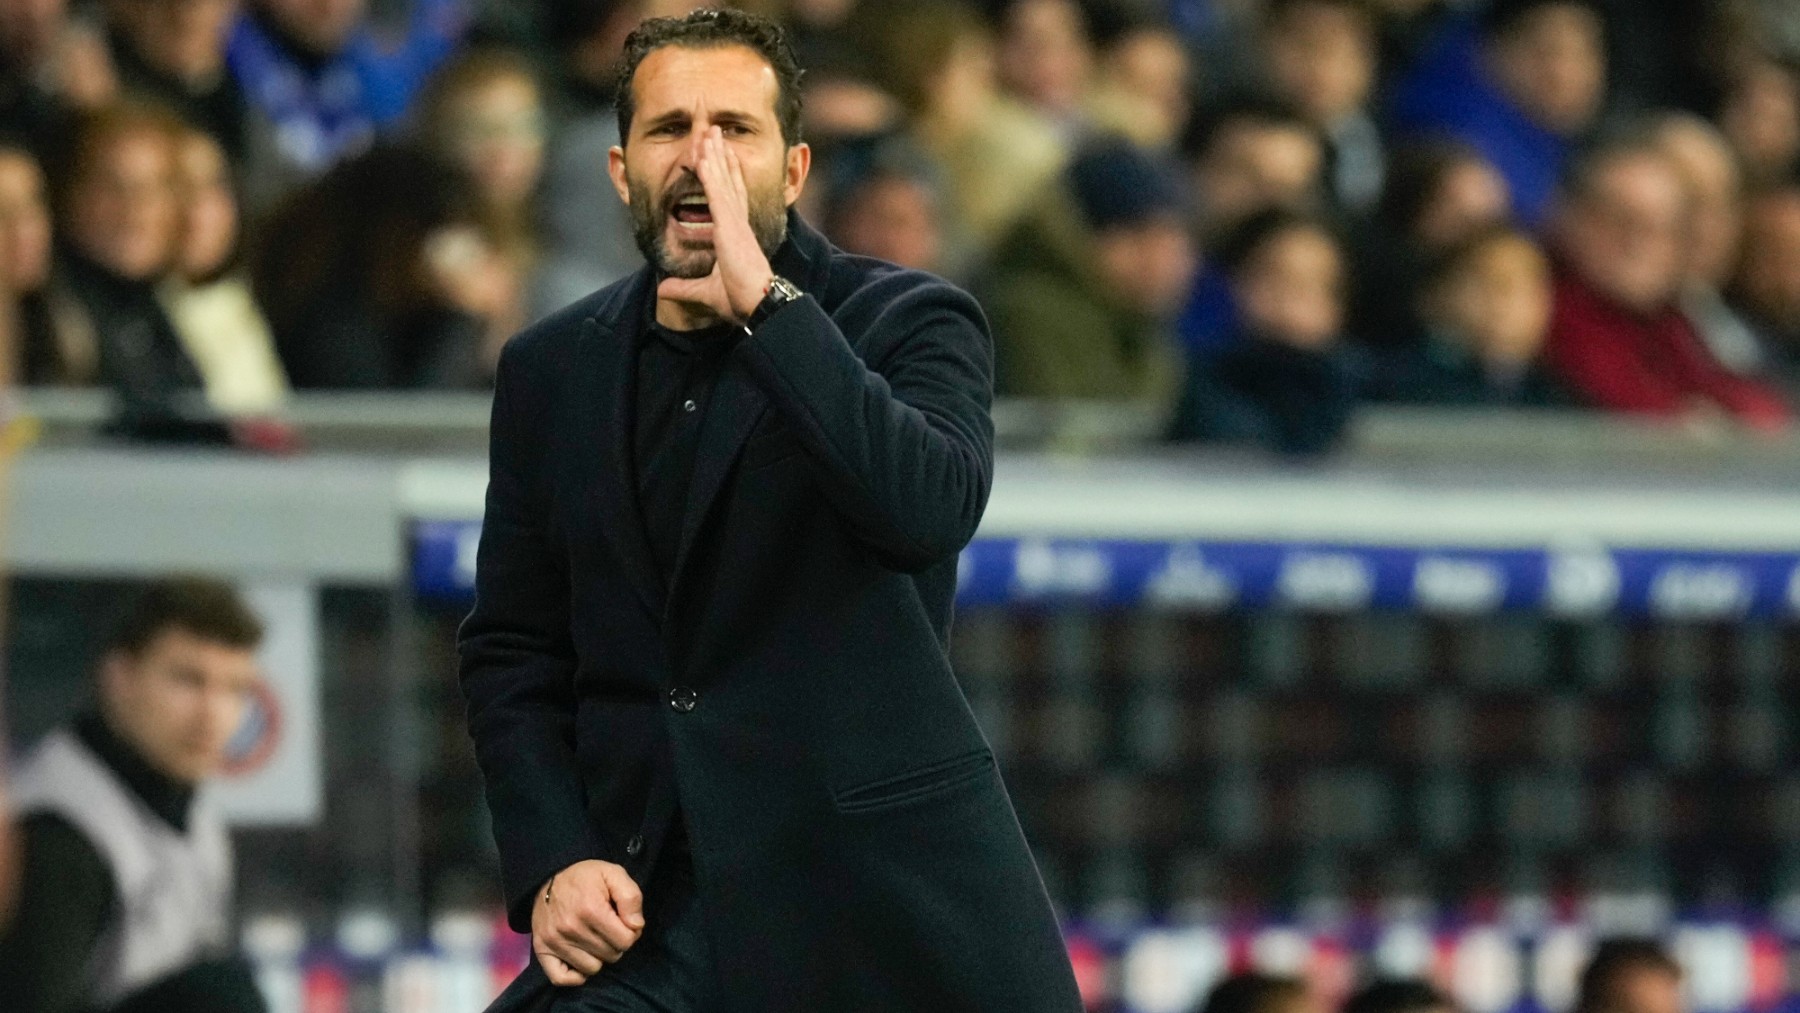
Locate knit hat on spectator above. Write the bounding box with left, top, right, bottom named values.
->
left=1065, top=138, right=1189, bottom=232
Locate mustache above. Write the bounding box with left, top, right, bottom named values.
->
left=662, top=178, right=708, bottom=213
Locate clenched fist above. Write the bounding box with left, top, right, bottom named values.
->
left=532, top=860, right=646, bottom=986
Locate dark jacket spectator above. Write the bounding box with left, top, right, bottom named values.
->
left=1175, top=95, right=1328, bottom=356
left=252, top=143, right=493, bottom=390
left=1258, top=0, right=1385, bottom=213
left=1349, top=140, right=1511, bottom=348
left=1545, top=139, right=1788, bottom=428
left=1171, top=209, right=1361, bottom=456
left=44, top=104, right=208, bottom=426
left=1374, top=225, right=1568, bottom=406
left=105, top=0, right=250, bottom=160
left=1731, top=185, right=1800, bottom=389
left=980, top=138, right=1193, bottom=412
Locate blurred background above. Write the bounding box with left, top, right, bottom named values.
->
left=9, top=0, right=1800, bottom=1010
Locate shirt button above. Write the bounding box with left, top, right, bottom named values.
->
left=625, top=834, right=644, bottom=857
left=683, top=399, right=697, bottom=413
left=668, top=686, right=698, bottom=713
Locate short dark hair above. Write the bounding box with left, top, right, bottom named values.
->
left=1180, top=93, right=1320, bottom=164
left=1378, top=139, right=1497, bottom=235
left=105, top=577, right=264, bottom=657
left=1216, top=206, right=1340, bottom=277
left=1577, top=938, right=1682, bottom=1013
left=1196, top=973, right=1309, bottom=1013
left=1343, top=979, right=1454, bottom=1013
left=614, top=7, right=805, bottom=147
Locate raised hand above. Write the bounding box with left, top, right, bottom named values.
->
left=657, top=126, right=774, bottom=326
left=531, top=859, right=646, bottom=986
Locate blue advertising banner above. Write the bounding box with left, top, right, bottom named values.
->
left=413, top=520, right=1800, bottom=619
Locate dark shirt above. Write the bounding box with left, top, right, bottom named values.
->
left=633, top=319, right=739, bottom=589
left=631, top=316, right=738, bottom=862
left=56, top=247, right=203, bottom=414
left=1170, top=334, right=1364, bottom=457
left=0, top=713, right=248, bottom=1013
left=1370, top=334, right=1571, bottom=408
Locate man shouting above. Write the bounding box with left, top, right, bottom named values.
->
left=458, top=8, right=1081, bottom=1012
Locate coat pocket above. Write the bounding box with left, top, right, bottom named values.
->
left=832, top=750, right=995, bottom=815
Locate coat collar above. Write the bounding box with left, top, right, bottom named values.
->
left=576, top=210, right=835, bottom=626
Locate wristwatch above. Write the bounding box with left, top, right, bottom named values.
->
left=745, top=275, right=803, bottom=333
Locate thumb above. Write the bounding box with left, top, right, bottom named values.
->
left=657, top=274, right=714, bottom=304
left=603, top=864, right=646, bottom=929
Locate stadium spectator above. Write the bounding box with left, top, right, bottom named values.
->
left=1373, top=224, right=1566, bottom=407
left=1170, top=209, right=1360, bottom=456
left=253, top=143, right=499, bottom=389
left=0, top=145, right=64, bottom=386
left=1650, top=113, right=1767, bottom=376
left=823, top=138, right=949, bottom=274
left=102, top=0, right=249, bottom=161
left=1714, top=55, right=1800, bottom=189
left=1732, top=185, right=1800, bottom=386
left=1085, top=10, right=1191, bottom=149
left=532, top=0, right=676, bottom=317
left=46, top=104, right=204, bottom=416
left=1544, top=138, right=1789, bottom=429
left=0, top=0, right=116, bottom=160
left=415, top=49, right=543, bottom=340
left=993, top=0, right=1093, bottom=139
left=1574, top=938, right=1685, bottom=1013
left=1184, top=95, right=1327, bottom=241
left=1343, top=979, right=1459, bottom=1013
left=981, top=137, right=1191, bottom=409
left=0, top=577, right=269, bottom=1013
left=864, top=0, right=1066, bottom=275
left=1191, top=972, right=1322, bottom=1013
left=1386, top=0, right=1608, bottom=225
left=1175, top=95, right=1326, bottom=354
left=1351, top=140, right=1512, bottom=348
left=779, top=0, right=898, bottom=140
left=159, top=127, right=288, bottom=417
left=226, top=0, right=468, bottom=213
left=1259, top=0, right=1384, bottom=212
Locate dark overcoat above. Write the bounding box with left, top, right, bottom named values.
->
left=458, top=213, right=1082, bottom=1011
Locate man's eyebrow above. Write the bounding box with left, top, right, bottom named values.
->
left=641, top=109, right=691, bottom=129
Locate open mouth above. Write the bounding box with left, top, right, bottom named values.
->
left=672, top=194, right=713, bottom=229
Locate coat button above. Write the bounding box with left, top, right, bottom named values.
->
left=683, top=399, right=697, bottom=413
left=668, top=686, right=698, bottom=713
left=625, top=834, right=644, bottom=857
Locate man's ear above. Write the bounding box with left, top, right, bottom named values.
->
left=608, top=145, right=631, bottom=206
left=784, top=142, right=812, bottom=207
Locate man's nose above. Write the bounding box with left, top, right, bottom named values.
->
left=682, top=127, right=708, bottom=172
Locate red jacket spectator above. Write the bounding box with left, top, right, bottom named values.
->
left=1546, top=265, right=1789, bottom=428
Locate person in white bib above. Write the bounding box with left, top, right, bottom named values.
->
left=0, top=577, right=267, bottom=1013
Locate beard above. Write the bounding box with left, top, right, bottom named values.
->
left=628, top=168, right=790, bottom=279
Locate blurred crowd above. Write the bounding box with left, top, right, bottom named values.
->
left=1197, top=939, right=1684, bottom=1013
left=2, top=0, right=1800, bottom=455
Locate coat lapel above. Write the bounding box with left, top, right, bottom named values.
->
left=578, top=297, right=664, bottom=622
